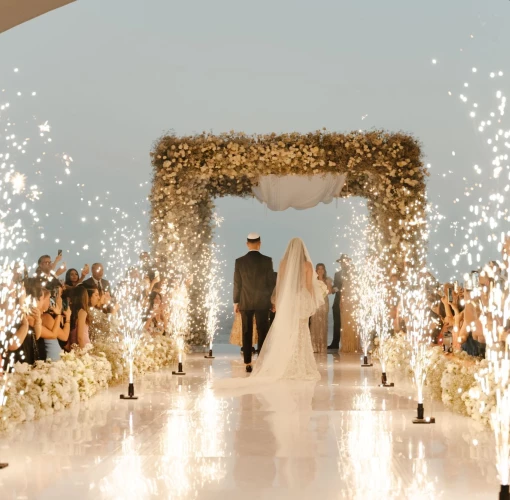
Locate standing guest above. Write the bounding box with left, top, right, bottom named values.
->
left=64, top=265, right=90, bottom=288
left=8, top=279, right=43, bottom=364
left=328, top=255, right=344, bottom=350
left=66, top=285, right=96, bottom=350
left=143, top=291, right=167, bottom=335
left=35, top=255, right=53, bottom=278
left=89, top=287, right=117, bottom=343
left=139, top=251, right=156, bottom=281
left=339, top=256, right=358, bottom=353
left=40, top=281, right=71, bottom=361
left=310, top=263, right=332, bottom=353
left=36, top=252, right=66, bottom=278
left=83, top=263, right=111, bottom=294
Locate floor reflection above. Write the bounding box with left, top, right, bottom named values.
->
left=337, top=380, right=440, bottom=499
left=0, top=348, right=501, bottom=499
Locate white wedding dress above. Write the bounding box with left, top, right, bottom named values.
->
left=216, top=238, right=323, bottom=388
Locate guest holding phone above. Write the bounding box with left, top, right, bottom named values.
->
left=41, top=280, right=71, bottom=361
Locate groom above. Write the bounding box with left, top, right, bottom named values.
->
left=233, top=233, right=275, bottom=373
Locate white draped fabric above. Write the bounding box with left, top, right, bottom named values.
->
left=252, top=173, right=347, bottom=211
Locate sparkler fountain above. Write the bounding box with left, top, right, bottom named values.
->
left=170, top=279, right=189, bottom=375
left=445, top=65, right=510, bottom=496
left=476, top=249, right=510, bottom=499
left=1, top=74, right=66, bottom=466
left=402, top=267, right=435, bottom=424
left=204, top=242, right=224, bottom=360
left=117, top=273, right=145, bottom=400
left=373, top=269, right=393, bottom=387
left=353, top=228, right=379, bottom=368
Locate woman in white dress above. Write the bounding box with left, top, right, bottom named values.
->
left=218, top=238, right=324, bottom=386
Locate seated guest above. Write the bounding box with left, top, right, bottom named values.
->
left=66, top=285, right=97, bottom=350
left=7, top=279, right=44, bottom=365
left=83, top=263, right=111, bottom=293
left=40, top=280, right=71, bottom=361
left=64, top=265, right=90, bottom=288
left=143, top=291, right=167, bottom=335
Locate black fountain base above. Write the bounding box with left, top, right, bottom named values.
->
left=412, top=403, right=435, bottom=424
left=361, top=355, right=373, bottom=367
left=378, top=372, right=394, bottom=387
left=172, top=362, right=186, bottom=376
left=120, top=383, right=138, bottom=400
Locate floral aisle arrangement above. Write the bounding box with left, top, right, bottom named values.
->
left=150, top=130, right=427, bottom=344
left=0, top=335, right=178, bottom=433
left=376, top=332, right=495, bottom=426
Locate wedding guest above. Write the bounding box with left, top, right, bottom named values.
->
left=339, top=256, right=358, bottom=353
left=40, top=280, right=71, bottom=361
left=139, top=251, right=156, bottom=281
left=328, top=256, right=343, bottom=350
left=89, top=288, right=117, bottom=343
left=7, top=279, right=43, bottom=364
left=66, top=285, right=95, bottom=350
left=83, top=263, right=111, bottom=293
left=36, top=252, right=66, bottom=278
left=310, top=263, right=332, bottom=353
left=64, top=265, right=90, bottom=288
left=143, top=291, right=167, bottom=335
left=230, top=313, right=258, bottom=354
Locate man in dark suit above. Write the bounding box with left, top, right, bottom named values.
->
left=234, top=233, right=275, bottom=372
left=328, top=255, right=343, bottom=350
left=82, top=262, right=111, bottom=293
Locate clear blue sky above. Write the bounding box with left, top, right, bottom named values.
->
left=1, top=0, right=509, bottom=284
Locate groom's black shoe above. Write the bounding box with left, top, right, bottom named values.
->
left=327, top=345, right=339, bottom=350
left=246, top=364, right=253, bottom=373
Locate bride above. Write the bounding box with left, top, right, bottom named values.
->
left=220, top=238, right=324, bottom=385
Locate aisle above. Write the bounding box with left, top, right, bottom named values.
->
left=0, top=346, right=498, bottom=499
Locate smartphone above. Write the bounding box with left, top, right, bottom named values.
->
left=58, top=249, right=62, bottom=256
left=471, top=271, right=480, bottom=289
left=447, top=287, right=453, bottom=303
left=62, top=297, right=69, bottom=311
left=453, top=281, right=459, bottom=293
left=49, top=296, right=56, bottom=308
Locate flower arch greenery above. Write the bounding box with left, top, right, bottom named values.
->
left=150, top=130, right=427, bottom=345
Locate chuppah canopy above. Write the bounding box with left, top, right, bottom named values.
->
left=0, top=0, right=75, bottom=34
left=252, top=173, right=347, bottom=211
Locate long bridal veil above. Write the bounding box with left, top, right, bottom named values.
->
left=251, top=237, right=323, bottom=380
left=215, top=237, right=323, bottom=390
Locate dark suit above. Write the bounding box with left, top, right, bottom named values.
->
left=330, top=270, right=342, bottom=349
left=234, top=251, right=275, bottom=364
left=82, top=277, right=111, bottom=293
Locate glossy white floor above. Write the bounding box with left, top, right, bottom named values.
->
left=0, top=346, right=500, bottom=499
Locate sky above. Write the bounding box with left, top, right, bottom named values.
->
left=1, top=0, right=510, bottom=292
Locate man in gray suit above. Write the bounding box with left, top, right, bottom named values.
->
left=234, top=233, right=275, bottom=372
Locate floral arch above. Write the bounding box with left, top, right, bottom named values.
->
left=150, top=130, right=427, bottom=345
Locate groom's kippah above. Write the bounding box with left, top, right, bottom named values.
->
left=247, top=232, right=261, bottom=243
